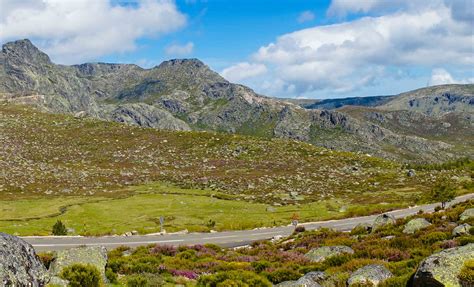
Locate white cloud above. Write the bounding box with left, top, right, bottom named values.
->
left=327, top=0, right=441, bottom=17
left=221, top=62, right=267, bottom=83
left=429, top=68, right=474, bottom=86
left=297, top=11, right=315, bottom=23
left=165, top=42, right=194, bottom=56
left=0, top=0, right=187, bottom=64
left=222, top=1, right=473, bottom=97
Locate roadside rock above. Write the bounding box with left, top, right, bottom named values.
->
left=412, top=243, right=474, bottom=287
left=403, top=218, right=431, bottom=234
left=0, top=232, right=48, bottom=286
left=348, top=264, right=393, bottom=286
left=276, top=271, right=325, bottom=287
left=305, top=246, right=354, bottom=263
left=460, top=208, right=474, bottom=221
left=49, top=246, right=108, bottom=282
left=452, top=223, right=471, bottom=237
left=373, top=213, right=396, bottom=231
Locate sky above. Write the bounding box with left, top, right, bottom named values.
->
left=0, top=0, right=473, bottom=99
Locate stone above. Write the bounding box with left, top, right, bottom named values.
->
left=276, top=271, right=325, bottom=287
left=49, top=246, right=108, bottom=282
left=48, top=276, right=69, bottom=287
left=348, top=264, right=393, bottom=286
left=372, top=213, right=396, bottom=231
left=304, top=246, right=354, bottom=263
left=266, top=206, right=276, bottom=212
left=452, top=223, right=471, bottom=237
left=403, top=218, right=431, bottom=234
left=407, top=169, right=416, bottom=177
left=412, top=243, right=474, bottom=287
left=0, top=232, right=48, bottom=286
left=460, top=208, right=474, bottom=221
left=131, top=230, right=139, bottom=235
left=74, top=110, right=87, bottom=119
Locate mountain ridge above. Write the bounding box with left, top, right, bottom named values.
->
left=1, top=39, right=473, bottom=162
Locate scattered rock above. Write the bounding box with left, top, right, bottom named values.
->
left=305, top=246, right=354, bottom=263
left=266, top=206, right=276, bottom=212
left=452, top=223, right=471, bottom=237
left=407, top=169, right=416, bottom=177
left=131, top=230, right=139, bottom=235
left=403, top=218, right=431, bottom=234
left=348, top=264, right=393, bottom=286
left=373, top=213, right=396, bottom=231
left=49, top=246, right=108, bottom=283
left=48, top=276, right=69, bottom=287
left=277, top=271, right=325, bottom=287
left=460, top=208, right=474, bottom=221
left=0, top=232, right=48, bottom=286
left=73, top=110, right=87, bottom=119
left=412, top=243, right=474, bottom=287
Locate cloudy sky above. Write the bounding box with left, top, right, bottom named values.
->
left=0, top=0, right=473, bottom=98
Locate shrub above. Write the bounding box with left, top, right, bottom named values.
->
left=264, top=268, right=301, bottom=284
left=105, top=268, right=118, bottom=284
left=251, top=260, right=271, bottom=273
left=421, top=231, right=449, bottom=245
left=59, top=264, right=101, bottom=287
left=379, top=274, right=413, bottom=287
left=150, top=244, right=177, bottom=256
left=127, top=275, right=149, bottom=287
left=457, top=236, right=474, bottom=246
left=323, top=254, right=352, bottom=267
left=458, top=259, right=474, bottom=286
left=37, top=252, right=54, bottom=269
left=434, top=206, right=442, bottom=212
left=52, top=220, right=67, bottom=236
left=197, top=270, right=272, bottom=287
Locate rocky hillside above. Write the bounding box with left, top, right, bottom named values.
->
left=1, top=39, right=473, bottom=162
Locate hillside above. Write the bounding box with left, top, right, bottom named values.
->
left=1, top=103, right=472, bottom=235
left=1, top=39, right=473, bottom=162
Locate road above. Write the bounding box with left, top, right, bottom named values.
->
left=23, top=193, right=473, bottom=251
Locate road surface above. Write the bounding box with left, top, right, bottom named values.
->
left=23, top=193, right=473, bottom=251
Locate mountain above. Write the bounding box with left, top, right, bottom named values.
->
left=1, top=39, right=473, bottom=162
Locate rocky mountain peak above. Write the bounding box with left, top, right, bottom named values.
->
left=2, top=39, right=51, bottom=65
left=158, top=58, right=206, bottom=69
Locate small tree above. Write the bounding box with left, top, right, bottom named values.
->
left=430, top=181, right=456, bottom=209
left=52, top=220, right=67, bottom=235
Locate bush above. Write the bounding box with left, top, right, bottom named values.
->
left=264, top=268, right=301, bottom=284
left=197, top=270, right=272, bottom=287
left=421, top=231, right=449, bottom=245
left=379, top=273, right=413, bottom=287
left=458, top=259, right=474, bottom=286
left=105, top=268, right=118, bottom=284
left=52, top=220, right=67, bottom=236
left=59, top=264, right=101, bottom=287
left=127, top=275, right=149, bottom=287
left=251, top=260, right=271, bottom=273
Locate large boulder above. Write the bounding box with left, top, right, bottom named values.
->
left=347, top=264, right=393, bottom=286
left=412, top=243, right=474, bottom=287
left=452, top=223, right=471, bottom=237
left=276, top=272, right=325, bottom=287
left=403, top=218, right=432, bottom=234
left=372, top=213, right=396, bottom=231
left=304, top=246, right=354, bottom=263
left=0, top=232, right=48, bottom=286
left=460, top=208, right=474, bottom=221
left=49, top=246, right=108, bottom=282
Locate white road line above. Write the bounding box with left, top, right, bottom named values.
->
left=202, top=235, right=238, bottom=240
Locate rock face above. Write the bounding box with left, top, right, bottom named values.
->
left=49, top=246, right=108, bottom=282
left=347, top=264, right=393, bottom=286
left=0, top=232, right=48, bottom=286
left=276, top=271, right=325, bottom=287
left=304, top=246, right=354, bottom=263
left=403, top=218, right=432, bottom=234
left=460, top=208, right=474, bottom=221
left=1, top=39, right=472, bottom=162
left=452, top=223, right=471, bottom=237
left=373, top=213, right=396, bottom=231
left=412, top=243, right=474, bottom=287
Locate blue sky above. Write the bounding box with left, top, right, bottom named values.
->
left=0, top=0, right=473, bottom=99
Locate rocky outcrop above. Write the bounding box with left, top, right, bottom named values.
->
left=372, top=213, right=396, bottom=231
left=49, top=246, right=108, bottom=282
left=460, top=208, right=474, bottom=221
left=403, top=218, right=431, bottom=234
left=0, top=232, right=48, bottom=286
left=452, top=223, right=471, bottom=237
left=347, top=264, right=393, bottom=286
left=276, top=271, right=325, bottom=287
left=412, top=243, right=474, bottom=287
left=304, top=246, right=354, bottom=263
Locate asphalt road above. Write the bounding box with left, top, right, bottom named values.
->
left=24, top=193, right=473, bottom=251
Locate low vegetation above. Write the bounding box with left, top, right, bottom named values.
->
left=39, top=200, right=472, bottom=286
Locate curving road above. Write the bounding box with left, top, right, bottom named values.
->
left=23, top=193, right=473, bottom=251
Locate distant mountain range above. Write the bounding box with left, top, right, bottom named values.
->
left=1, top=39, right=473, bottom=162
